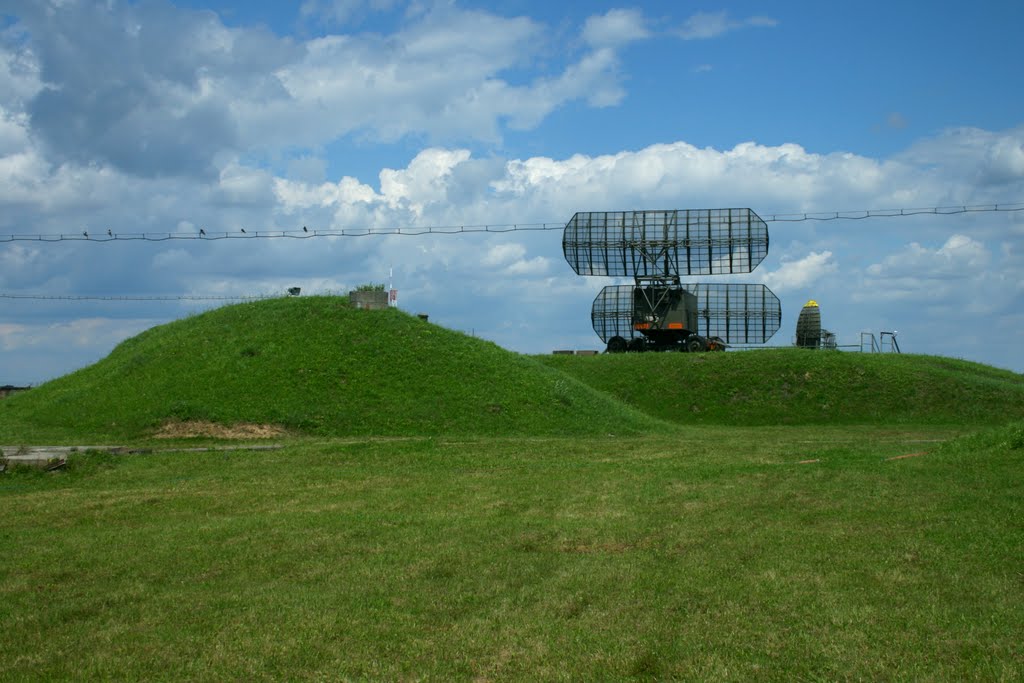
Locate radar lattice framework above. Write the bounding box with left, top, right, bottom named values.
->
left=562, top=208, right=782, bottom=353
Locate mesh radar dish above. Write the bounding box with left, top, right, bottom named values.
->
left=563, top=208, right=768, bottom=277
left=563, top=207, right=780, bottom=353
left=592, top=284, right=782, bottom=346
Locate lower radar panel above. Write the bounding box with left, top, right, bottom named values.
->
left=592, top=283, right=781, bottom=345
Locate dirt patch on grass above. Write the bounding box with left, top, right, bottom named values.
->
left=154, top=420, right=287, bottom=439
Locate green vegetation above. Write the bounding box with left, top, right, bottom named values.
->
left=542, top=347, right=1024, bottom=426
left=0, top=296, right=660, bottom=442
left=4, top=297, right=1023, bottom=443
left=2, top=298, right=1023, bottom=678
left=354, top=283, right=386, bottom=292
left=2, top=426, right=1022, bottom=679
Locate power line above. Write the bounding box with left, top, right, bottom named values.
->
left=0, top=293, right=274, bottom=302
left=761, top=203, right=1024, bottom=222
left=0, top=203, right=1020, bottom=243
left=0, top=223, right=561, bottom=242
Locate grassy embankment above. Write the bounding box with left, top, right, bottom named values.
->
left=0, top=296, right=660, bottom=443
left=2, top=296, right=1022, bottom=679
left=542, top=347, right=1024, bottom=426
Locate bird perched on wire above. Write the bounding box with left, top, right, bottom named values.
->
left=303, top=226, right=308, bottom=232
left=107, top=229, right=112, bottom=237
left=240, top=227, right=246, bottom=234
left=83, top=231, right=88, bottom=238
left=199, top=228, right=206, bottom=236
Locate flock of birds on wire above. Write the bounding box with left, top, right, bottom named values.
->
left=1, top=203, right=1022, bottom=243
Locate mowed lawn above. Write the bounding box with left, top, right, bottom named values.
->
left=2, top=426, right=1022, bottom=680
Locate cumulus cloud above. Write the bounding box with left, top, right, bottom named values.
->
left=866, top=234, right=990, bottom=280
left=10, top=0, right=295, bottom=178
left=3, top=1, right=633, bottom=178
left=582, top=9, right=650, bottom=48
left=482, top=243, right=527, bottom=267
left=300, top=0, right=401, bottom=27
left=677, top=11, right=778, bottom=40
left=761, top=251, right=838, bottom=292
left=897, top=125, right=1024, bottom=189
left=852, top=233, right=1021, bottom=325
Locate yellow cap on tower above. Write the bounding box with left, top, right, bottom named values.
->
left=804, top=300, right=819, bottom=307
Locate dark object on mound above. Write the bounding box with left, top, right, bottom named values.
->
left=796, top=300, right=822, bottom=348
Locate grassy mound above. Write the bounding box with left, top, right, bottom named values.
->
left=541, top=347, right=1024, bottom=426
left=0, top=297, right=661, bottom=442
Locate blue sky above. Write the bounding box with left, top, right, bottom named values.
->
left=1, top=0, right=1023, bottom=385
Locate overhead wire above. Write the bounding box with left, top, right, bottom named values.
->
left=0, top=293, right=274, bottom=302
left=0, top=223, right=562, bottom=242
left=761, top=203, right=1024, bottom=222
left=2, top=201, right=1021, bottom=303
left=0, top=202, right=1021, bottom=243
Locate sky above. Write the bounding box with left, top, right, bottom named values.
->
left=1, top=0, right=1023, bottom=386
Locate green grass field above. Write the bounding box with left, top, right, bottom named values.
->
left=2, top=297, right=1022, bottom=680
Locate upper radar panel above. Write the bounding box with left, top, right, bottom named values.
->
left=563, top=208, right=768, bottom=277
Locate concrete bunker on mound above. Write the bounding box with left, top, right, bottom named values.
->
left=349, top=289, right=389, bottom=310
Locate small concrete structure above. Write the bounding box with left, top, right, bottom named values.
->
left=0, top=444, right=287, bottom=470
left=349, top=289, right=389, bottom=310
left=0, top=445, right=118, bottom=470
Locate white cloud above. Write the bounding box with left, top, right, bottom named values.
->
left=2, top=80, right=1024, bottom=379
left=0, top=323, right=28, bottom=351
left=0, top=317, right=155, bottom=352
left=379, top=148, right=472, bottom=214
left=482, top=243, right=526, bottom=267
left=0, top=36, right=43, bottom=108
left=761, top=251, right=838, bottom=292
left=0, top=109, right=30, bottom=157
left=274, top=175, right=380, bottom=211
left=582, top=9, right=649, bottom=48
left=506, top=256, right=550, bottom=276
left=897, top=125, right=1024, bottom=189
left=852, top=234, right=1018, bottom=321
left=865, top=234, right=990, bottom=279
left=5, top=2, right=631, bottom=177
left=492, top=140, right=903, bottom=213
left=271, top=7, right=631, bottom=143
left=300, top=0, right=401, bottom=26
left=677, top=11, right=778, bottom=40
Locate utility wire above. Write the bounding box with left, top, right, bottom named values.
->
left=1, top=203, right=1021, bottom=243
left=4, top=201, right=1022, bottom=304
left=0, top=223, right=561, bottom=242
left=0, top=293, right=275, bottom=301
left=762, top=203, right=1024, bottom=222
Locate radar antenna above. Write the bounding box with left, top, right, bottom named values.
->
left=563, top=208, right=781, bottom=353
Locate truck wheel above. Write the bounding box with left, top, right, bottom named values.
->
left=607, top=336, right=627, bottom=353
left=628, top=338, right=646, bottom=353
left=685, top=335, right=707, bottom=353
